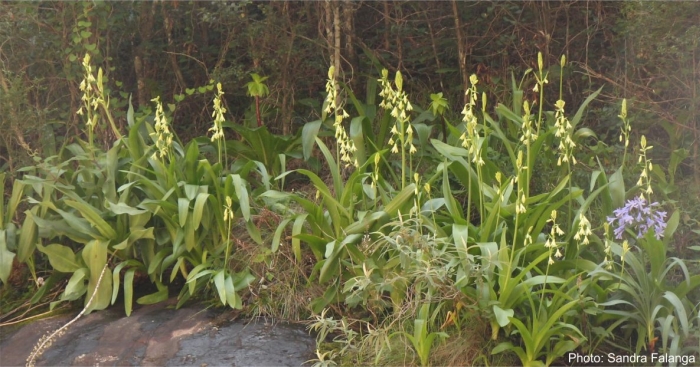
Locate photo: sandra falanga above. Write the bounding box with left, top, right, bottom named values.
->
left=569, top=352, right=697, bottom=366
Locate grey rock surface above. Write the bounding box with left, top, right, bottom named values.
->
left=0, top=299, right=315, bottom=367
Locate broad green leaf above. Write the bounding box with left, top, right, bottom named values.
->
left=320, top=240, right=340, bottom=283
left=663, top=291, right=689, bottom=336
left=129, top=227, right=155, bottom=244
left=62, top=267, right=88, bottom=301
left=493, top=305, right=514, bottom=327
left=214, top=270, right=226, bottom=305
left=136, top=281, right=168, bottom=305
left=37, top=243, right=81, bottom=273
left=570, top=86, right=603, bottom=129
left=65, top=200, right=117, bottom=240
left=184, top=184, right=199, bottom=201
left=82, top=240, right=112, bottom=313
left=246, top=220, right=262, bottom=245
left=302, top=119, right=322, bottom=160
left=54, top=208, right=101, bottom=239
left=271, top=218, right=292, bottom=253
left=107, top=201, right=147, bottom=215
left=315, top=137, right=342, bottom=200
left=492, top=341, right=516, bottom=355
left=178, top=198, right=190, bottom=228
left=292, top=214, right=308, bottom=262
left=148, top=249, right=169, bottom=275
left=608, top=167, right=625, bottom=210
left=349, top=116, right=367, bottom=165
left=124, top=268, right=135, bottom=316
left=225, top=273, right=240, bottom=309
left=232, top=174, right=250, bottom=221
left=663, top=210, right=680, bottom=243
left=3, top=177, right=26, bottom=228
left=186, top=264, right=211, bottom=295
left=111, top=261, right=134, bottom=305
left=452, top=224, right=470, bottom=269
left=0, top=230, right=15, bottom=284
left=127, top=94, right=135, bottom=127
left=170, top=257, right=184, bottom=283
left=384, top=184, right=416, bottom=216
left=17, top=210, right=38, bottom=262
left=193, top=192, right=209, bottom=229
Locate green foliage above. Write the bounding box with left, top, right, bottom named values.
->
left=589, top=225, right=700, bottom=355
left=392, top=303, right=448, bottom=367
left=3, top=55, right=263, bottom=315
left=245, top=73, right=270, bottom=99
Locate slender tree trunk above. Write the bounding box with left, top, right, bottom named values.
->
left=333, top=1, right=341, bottom=79
left=383, top=2, right=391, bottom=51
left=324, top=0, right=333, bottom=67
left=281, top=2, right=295, bottom=136
left=134, top=1, right=156, bottom=109
left=426, top=10, right=444, bottom=92
left=342, top=0, right=357, bottom=89
left=452, top=0, right=468, bottom=102
left=395, top=3, right=403, bottom=71
left=161, top=2, right=186, bottom=93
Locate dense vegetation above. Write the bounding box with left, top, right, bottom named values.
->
left=2, top=2, right=699, bottom=366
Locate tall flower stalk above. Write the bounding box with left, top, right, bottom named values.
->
left=150, top=96, right=174, bottom=161
left=209, top=82, right=227, bottom=167
left=554, top=55, right=577, bottom=227
left=325, top=66, right=357, bottom=176
left=223, top=196, right=235, bottom=268
left=76, top=53, right=123, bottom=154
left=618, top=99, right=631, bottom=167
left=636, top=135, right=654, bottom=200
left=533, top=52, right=549, bottom=134
left=77, top=53, right=99, bottom=152
left=379, top=69, right=415, bottom=189
left=540, top=209, right=565, bottom=314
left=459, top=74, right=486, bottom=222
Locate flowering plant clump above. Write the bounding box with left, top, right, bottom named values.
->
left=606, top=196, right=667, bottom=240
left=150, top=96, right=173, bottom=160
left=325, top=66, right=357, bottom=169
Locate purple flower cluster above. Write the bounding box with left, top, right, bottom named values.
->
left=607, top=196, right=667, bottom=240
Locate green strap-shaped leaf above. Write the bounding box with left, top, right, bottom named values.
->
left=231, top=174, right=250, bottom=222
left=124, top=268, right=135, bottom=316
left=271, top=218, right=292, bottom=253
left=136, top=281, right=168, bottom=305
left=193, top=192, right=210, bottom=229
left=493, top=305, right=515, bottom=328
left=178, top=198, right=190, bottom=228
left=82, top=240, right=112, bottom=313
left=213, top=270, right=226, bottom=306
left=225, top=273, right=241, bottom=309
left=17, top=209, right=38, bottom=262
left=65, top=200, right=117, bottom=240
left=61, top=268, right=88, bottom=301
left=0, top=230, right=16, bottom=284
left=37, top=243, right=81, bottom=273
left=292, top=214, right=308, bottom=262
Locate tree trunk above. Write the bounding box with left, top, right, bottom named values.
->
left=342, top=0, right=357, bottom=89
left=281, top=1, right=295, bottom=136
left=333, top=1, right=341, bottom=79
left=161, top=2, right=186, bottom=94
left=452, top=0, right=468, bottom=102
left=134, top=1, right=156, bottom=109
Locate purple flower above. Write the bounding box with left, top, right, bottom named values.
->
left=607, top=196, right=667, bottom=240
